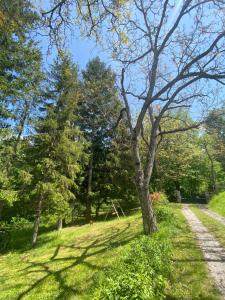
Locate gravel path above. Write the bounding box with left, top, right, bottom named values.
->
left=200, top=206, right=225, bottom=226
left=182, top=204, right=225, bottom=298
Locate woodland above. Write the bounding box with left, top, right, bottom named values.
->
left=1, top=0, right=225, bottom=299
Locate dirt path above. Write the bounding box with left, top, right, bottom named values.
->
left=199, top=206, right=225, bottom=226
left=182, top=204, right=225, bottom=299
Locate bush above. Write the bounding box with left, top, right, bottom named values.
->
left=10, top=217, right=31, bottom=229
left=155, top=205, right=174, bottom=223
left=151, top=192, right=169, bottom=206
left=94, top=235, right=171, bottom=300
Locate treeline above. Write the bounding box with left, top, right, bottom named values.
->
left=1, top=0, right=225, bottom=245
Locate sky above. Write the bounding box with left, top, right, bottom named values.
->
left=35, top=0, right=224, bottom=121
left=38, top=0, right=184, bottom=70
left=36, top=0, right=187, bottom=117
left=40, top=30, right=111, bottom=70
left=33, top=0, right=113, bottom=71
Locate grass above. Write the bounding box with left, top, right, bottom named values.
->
left=165, top=205, right=221, bottom=300
left=0, top=214, right=142, bottom=300
left=191, top=205, right=225, bottom=249
left=208, top=191, right=225, bottom=217
left=0, top=205, right=221, bottom=300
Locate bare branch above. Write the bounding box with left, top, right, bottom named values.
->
left=121, top=68, right=133, bottom=133
left=159, top=121, right=204, bottom=136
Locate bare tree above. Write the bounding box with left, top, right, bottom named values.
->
left=106, top=0, right=225, bottom=234
left=40, top=0, right=120, bottom=46
left=41, top=0, right=225, bottom=235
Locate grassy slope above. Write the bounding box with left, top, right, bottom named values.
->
left=208, top=191, right=225, bottom=217
left=0, top=206, right=220, bottom=300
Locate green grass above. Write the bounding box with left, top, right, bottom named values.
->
left=0, top=206, right=221, bottom=300
left=0, top=214, right=142, bottom=300
left=165, top=205, right=221, bottom=300
left=208, top=191, right=225, bottom=217
left=191, top=205, right=225, bottom=249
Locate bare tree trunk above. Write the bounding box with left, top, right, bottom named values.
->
left=86, top=152, right=93, bottom=223
left=57, top=218, right=63, bottom=231
left=14, top=101, right=31, bottom=153
left=131, top=131, right=157, bottom=235
left=32, top=197, right=42, bottom=247
left=203, top=141, right=217, bottom=192
left=0, top=201, right=4, bottom=221
left=139, top=184, right=157, bottom=234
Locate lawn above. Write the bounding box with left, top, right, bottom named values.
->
left=0, top=205, right=221, bottom=300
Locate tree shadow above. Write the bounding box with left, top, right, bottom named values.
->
left=17, top=222, right=139, bottom=299
left=0, top=225, right=57, bottom=254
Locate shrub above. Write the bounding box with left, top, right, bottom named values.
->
left=155, top=205, right=174, bottom=223
left=10, top=217, right=31, bottom=229
left=94, top=235, right=171, bottom=300
left=151, top=192, right=169, bottom=206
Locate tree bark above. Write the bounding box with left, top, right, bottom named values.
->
left=139, top=184, right=157, bottom=234
left=32, top=197, right=42, bottom=247
left=203, top=141, right=217, bottom=192
left=131, top=129, right=158, bottom=235
left=57, top=218, right=63, bottom=231
left=86, top=152, right=93, bottom=223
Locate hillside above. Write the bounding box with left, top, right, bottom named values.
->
left=0, top=205, right=220, bottom=300
left=208, top=192, right=225, bottom=217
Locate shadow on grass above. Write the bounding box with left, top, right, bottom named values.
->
left=17, top=222, right=140, bottom=299
left=0, top=225, right=56, bottom=254
left=166, top=229, right=222, bottom=300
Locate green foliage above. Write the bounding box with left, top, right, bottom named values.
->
left=0, top=0, right=43, bottom=134
left=77, top=57, right=132, bottom=218
left=28, top=54, right=87, bottom=225
left=208, top=191, right=225, bottom=217
left=151, top=192, right=169, bottom=206
left=145, top=110, right=225, bottom=199
left=0, top=190, right=17, bottom=206
left=155, top=205, right=174, bottom=223
left=94, top=235, right=171, bottom=300
left=152, top=193, right=174, bottom=223
left=10, top=217, right=31, bottom=229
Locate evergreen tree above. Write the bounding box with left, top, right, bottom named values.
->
left=0, top=0, right=43, bottom=141
left=30, top=54, right=86, bottom=246
left=78, top=57, right=121, bottom=222
left=0, top=0, right=43, bottom=220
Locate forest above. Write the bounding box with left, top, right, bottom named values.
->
left=1, top=0, right=225, bottom=299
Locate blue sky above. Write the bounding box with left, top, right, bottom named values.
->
left=39, top=24, right=114, bottom=72
left=35, top=0, right=224, bottom=121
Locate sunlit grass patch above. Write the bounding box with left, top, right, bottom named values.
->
left=0, top=206, right=221, bottom=300
left=208, top=191, right=225, bottom=217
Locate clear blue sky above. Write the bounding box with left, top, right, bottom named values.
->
left=39, top=28, right=113, bottom=71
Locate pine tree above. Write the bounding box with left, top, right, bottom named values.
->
left=30, top=54, right=86, bottom=246
left=0, top=0, right=43, bottom=141
left=77, top=57, right=121, bottom=222
left=0, top=0, right=43, bottom=220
